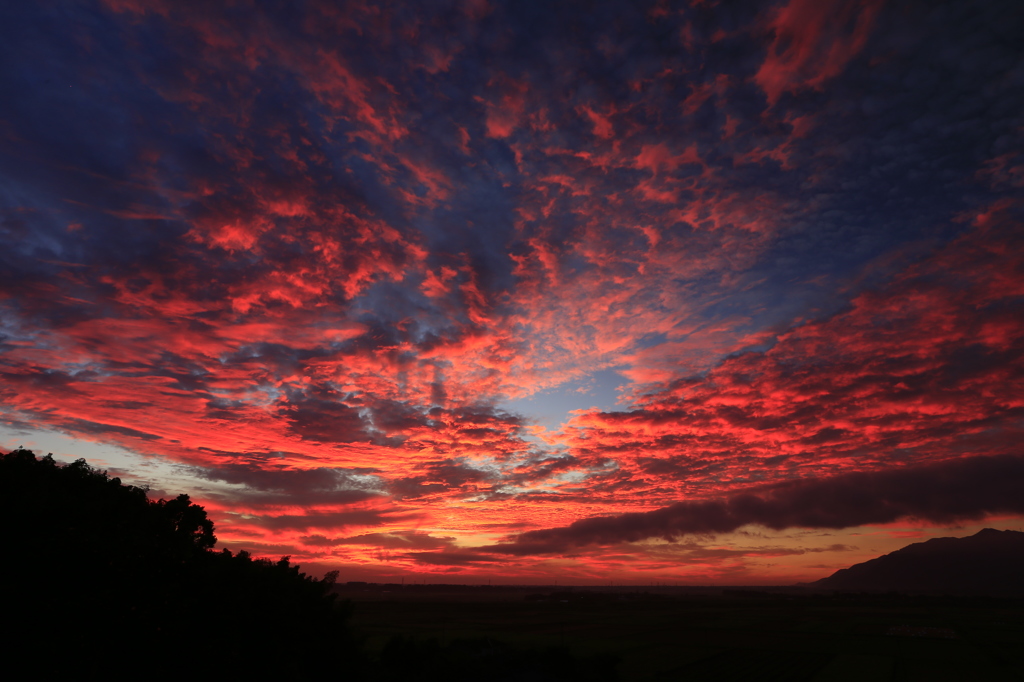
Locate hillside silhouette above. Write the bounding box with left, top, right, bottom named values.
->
left=813, top=528, right=1024, bottom=594
left=0, top=448, right=621, bottom=680
left=0, top=448, right=359, bottom=677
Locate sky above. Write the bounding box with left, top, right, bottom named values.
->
left=2, top=0, right=1023, bottom=584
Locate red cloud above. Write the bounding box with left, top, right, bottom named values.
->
left=5, top=0, right=1021, bottom=581
left=482, top=75, right=530, bottom=139
left=755, top=0, right=885, bottom=106
left=554, top=204, right=1024, bottom=506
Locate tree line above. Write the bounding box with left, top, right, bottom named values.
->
left=0, top=447, right=356, bottom=677
left=1, top=448, right=618, bottom=680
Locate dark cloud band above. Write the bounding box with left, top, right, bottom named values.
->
left=488, top=454, right=1024, bottom=555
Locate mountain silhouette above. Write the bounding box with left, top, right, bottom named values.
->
left=813, top=528, right=1024, bottom=594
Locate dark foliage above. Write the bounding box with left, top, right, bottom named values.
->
left=0, top=447, right=624, bottom=679
left=0, top=448, right=359, bottom=678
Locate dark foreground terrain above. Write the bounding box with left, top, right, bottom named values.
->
left=5, top=448, right=1022, bottom=680
left=341, top=584, right=1024, bottom=681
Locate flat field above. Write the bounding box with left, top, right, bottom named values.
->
left=340, top=586, right=1024, bottom=681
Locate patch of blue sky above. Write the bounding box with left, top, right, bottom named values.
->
left=0, top=423, right=245, bottom=502
left=502, top=367, right=629, bottom=431
left=1, top=424, right=183, bottom=490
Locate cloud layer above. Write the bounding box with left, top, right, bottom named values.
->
left=1, top=0, right=1022, bottom=580
left=488, top=454, right=1024, bottom=555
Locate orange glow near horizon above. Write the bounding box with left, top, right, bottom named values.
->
left=2, top=0, right=1023, bottom=583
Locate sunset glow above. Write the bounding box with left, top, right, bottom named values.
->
left=2, top=0, right=1023, bottom=583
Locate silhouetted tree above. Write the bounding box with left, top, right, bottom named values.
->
left=0, top=448, right=360, bottom=678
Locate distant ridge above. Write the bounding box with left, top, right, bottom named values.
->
left=813, top=528, right=1024, bottom=595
